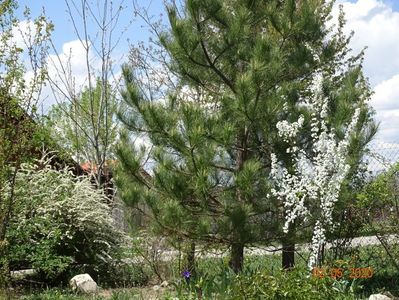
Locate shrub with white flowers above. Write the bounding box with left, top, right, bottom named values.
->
left=4, top=155, right=125, bottom=280
left=270, top=74, right=361, bottom=268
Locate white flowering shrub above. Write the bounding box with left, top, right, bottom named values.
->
left=4, top=156, right=124, bottom=281
left=270, top=74, right=361, bottom=268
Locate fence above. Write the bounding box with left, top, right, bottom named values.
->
left=320, top=139, right=399, bottom=289
left=366, top=140, right=399, bottom=175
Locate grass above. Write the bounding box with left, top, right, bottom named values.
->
left=0, top=288, right=169, bottom=300
left=182, top=245, right=399, bottom=299
left=3, top=244, right=399, bottom=299
left=0, top=254, right=294, bottom=300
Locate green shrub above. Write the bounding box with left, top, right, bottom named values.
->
left=356, top=163, right=399, bottom=278
left=98, top=262, right=149, bottom=288
left=230, top=268, right=357, bottom=300
left=357, top=162, right=399, bottom=234
left=3, top=158, right=125, bottom=283
left=173, top=266, right=358, bottom=300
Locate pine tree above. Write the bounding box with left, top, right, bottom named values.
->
left=116, top=0, right=376, bottom=272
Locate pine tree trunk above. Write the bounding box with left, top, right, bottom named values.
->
left=229, top=243, right=244, bottom=273
left=186, top=241, right=196, bottom=276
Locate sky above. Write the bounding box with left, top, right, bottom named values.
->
left=16, top=0, right=399, bottom=146
left=17, top=0, right=165, bottom=52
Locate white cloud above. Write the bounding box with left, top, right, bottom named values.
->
left=39, top=39, right=102, bottom=112
left=48, top=40, right=96, bottom=93
left=333, top=0, right=399, bottom=85
left=372, top=107, right=399, bottom=141
left=332, top=0, right=399, bottom=144
left=370, top=75, right=399, bottom=142
left=40, top=39, right=125, bottom=113
left=371, top=74, right=399, bottom=110
left=11, top=20, right=33, bottom=50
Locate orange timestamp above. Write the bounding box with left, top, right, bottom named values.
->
left=312, top=267, right=374, bottom=279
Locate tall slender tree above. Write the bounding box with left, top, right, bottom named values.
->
left=116, top=0, right=376, bottom=272
left=47, top=0, right=127, bottom=189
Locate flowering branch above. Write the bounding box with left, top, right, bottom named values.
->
left=270, top=73, right=360, bottom=267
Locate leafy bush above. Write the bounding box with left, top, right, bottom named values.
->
left=173, top=266, right=357, bottom=300
left=99, top=262, right=149, bottom=288
left=3, top=157, right=125, bottom=283
left=357, top=162, right=399, bottom=232
left=356, top=163, right=399, bottom=275
left=230, top=268, right=356, bottom=300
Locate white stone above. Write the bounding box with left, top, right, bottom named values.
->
left=10, top=269, right=36, bottom=279
left=160, top=280, right=169, bottom=287
left=69, top=274, right=98, bottom=294
left=369, top=294, right=392, bottom=300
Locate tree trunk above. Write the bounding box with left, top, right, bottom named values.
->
left=282, top=223, right=295, bottom=270
left=185, top=241, right=196, bottom=276
left=282, top=241, right=295, bottom=270
left=229, top=243, right=244, bottom=273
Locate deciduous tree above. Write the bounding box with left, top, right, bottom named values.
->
left=47, top=0, right=127, bottom=189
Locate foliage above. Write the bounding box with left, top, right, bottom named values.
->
left=173, top=266, right=357, bottom=300
left=357, top=162, right=399, bottom=229
left=100, top=262, right=149, bottom=288
left=6, top=247, right=399, bottom=299
left=355, top=163, right=399, bottom=276
left=3, top=156, right=124, bottom=282
left=323, top=244, right=399, bottom=297
left=231, top=268, right=356, bottom=300
left=165, top=252, right=359, bottom=299
left=117, top=0, right=377, bottom=272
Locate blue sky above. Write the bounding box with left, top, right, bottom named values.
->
left=15, top=0, right=399, bottom=145
left=18, top=0, right=165, bottom=53
left=18, top=0, right=399, bottom=53
left=385, top=0, right=399, bottom=10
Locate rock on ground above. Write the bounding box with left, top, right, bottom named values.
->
left=69, top=273, right=98, bottom=294
left=369, top=294, right=393, bottom=300
left=10, top=269, right=36, bottom=279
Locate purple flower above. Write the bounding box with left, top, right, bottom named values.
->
left=182, top=270, right=191, bottom=279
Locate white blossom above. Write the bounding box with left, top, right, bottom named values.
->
left=276, top=115, right=304, bottom=143
left=269, top=74, right=361, bottom=268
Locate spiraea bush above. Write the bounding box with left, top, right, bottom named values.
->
left=3, top=156, right=125, bottom=284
